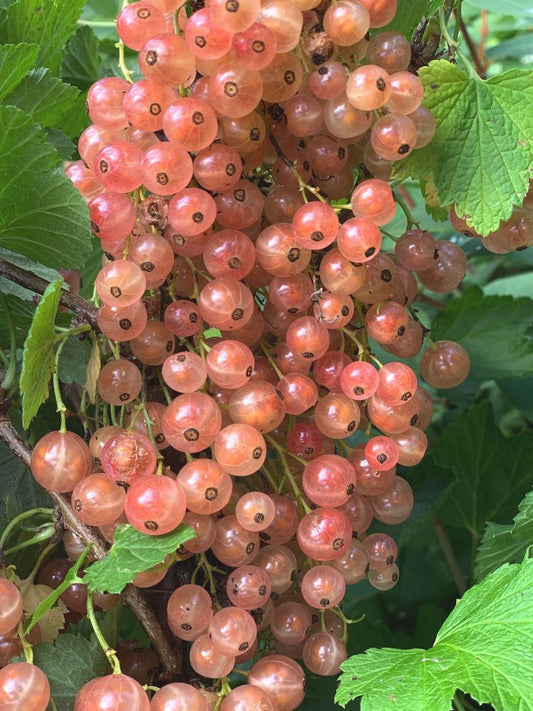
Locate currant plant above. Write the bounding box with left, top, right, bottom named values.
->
left=0, top=0, right=531, bottom=709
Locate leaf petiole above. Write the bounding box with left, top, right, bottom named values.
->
left=86, top=590, right=122, bottom=674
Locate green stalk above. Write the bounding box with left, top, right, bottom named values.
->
left=87, top=590, right=122, bottom=674
left=0, top=292, right=17, bottom=393
left=0, top=508, right=54, bottom=551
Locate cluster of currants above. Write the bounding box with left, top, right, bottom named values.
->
left=1, top=0, right=475, bottom=708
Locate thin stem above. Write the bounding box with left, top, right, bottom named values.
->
left=338, top=439, right=352, bottom=457
left=268, top=131, right=326, bottom=203
left=115, top=40, right=133, bottom=84
left=453, top=693, right=467, bottom=711
left=433, top=518, right=466, bottom=595
left=456, top=46, right=481, bottom=80
left=459, top=16, right=486, bottom=76
left=381, top=229, right=399, bottom=243
left=320, top=610, right=327, bottom=632
left=453, top=0, right=462, bottom=43
left=87, top=590, right=122, bottom=674
left=141, top=404, right=164, bottom=471
left=438, top=6, right=458, bottom=57
left=261, top=462, right=279, bottom=493
left=265, top=436, right=311, bottom=515
left=55, top=324, right=92, bottom=341
left=0, top=507, right=54, bottom=551
left=77, top=19, right=116, bottom=27
left=216, top=678, right=233, bottom=710
left=333, top=606, right=365, bottom=644
left=394, top=189, right=420, bottom=230
left=53, top=338, right=69, bottom=433
left=194, top=552, right=217, bottom=595
left=0, top=292, right=17, bottom=393
left=156, top=370, right=173, bottom=404
left=341, top=328, right=365, bottom=359
left=106, top=339, right=121, bottom=360
left=259, top=338, right=283, bottom=380
left=4, top=526, right=55, bottom=555
left=115, top=0, right=134, bottom=84
left=21, top=543, right=57, bottom=596
left=17, top=619, right=34, bottom=664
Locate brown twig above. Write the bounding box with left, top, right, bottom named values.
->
left=459, top=18, right=488, bottom=77
left=433, top=518, right=466, bottom=595
left=479, top=10, right=488, bottom=59
left=0, top=258, right=99, bottom=330
left=0, top=415, right=183, bottom=675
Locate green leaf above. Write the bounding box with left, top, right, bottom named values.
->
left=61, top=25, right=101, bottom=91
left=476, top=490, right=533, bottom=582
left=0, top=293, right=35, bottom=348
left=26, top=553, right=88, bottom=636
left=0, top=0, right=87, bottom=74
left=19, top=280, right=62, bottom=429
left=62, top=601, right=123, bottom=650
left=0, top=43, right=39, bottom=101
left=483, top=272, right=533, bottom=298
left=45, top=129, right=76, bottom=161
left=0, top=439, right=50, bottom=533
left=431, top=286, right=533, bottom=382
left=432, top=401, right=533, bottom=534
left=0, top=106, right=93, bottom=269
left=4, top=68, right=80, bottom=129
left=337, top=556, right=533, bottom=710
left=486, top=33, right=533, bottom=60
left=58, top=337, right=92, bottom=386
left=83, top=524, right=196, bottom=594
left=30, top=633, right=109, bottom=711
left=379, top=0, right=438, bottom=40
left=465, top=0, right=533, bottom=19
left=394, top=61, right=533, bottom=235
left=498, top=377, right=533, bottom=422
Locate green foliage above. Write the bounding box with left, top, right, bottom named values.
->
left=19, top=279, right=62, bottom=428
left=394, top=61, right=533, bottom=235
left=57, top=336, right=92, bottom=386
left=68, top=602, right=123, bottom=650
left=465, top=0, right=533, bottom=20
left=0, top=440, right=50, bottom=532
left=61, top=25, right=101, bottom=91
left=337, top=556, right=533, bottom=710
left=45, top=128, right=76, bottom=160
left=0, top=4, right=532, bottom=710
left=0, top=0, right=86, bottom=74
left=380, top=0, right=438, bottom=40
left=432, top=401, right=533, bottom=533
left=0, top=42, right=38, bottom=99
left=431, top=285, right=533, bottom=383
left=26, top=552, right=88, bottom=635
left=476, top=490, right=533, bottom=581
left=83, top=524, right=196, bottom=594
left=30, top=633, right=109, bottom=711
left=0, top=107, right=92, bottom=268
left=4, top=68, right=80, bottom=130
